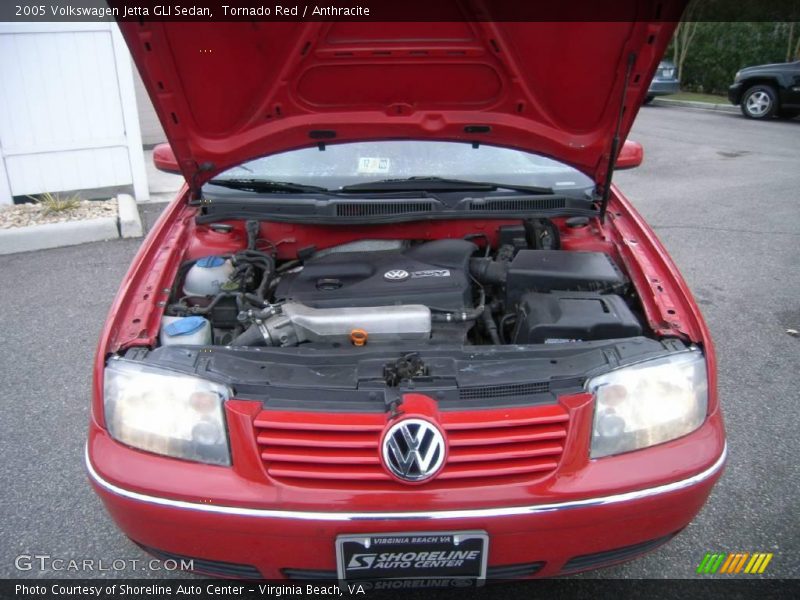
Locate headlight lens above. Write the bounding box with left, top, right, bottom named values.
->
left=734, top=70, right=742, bottom=82
left=587, top=350, right=708, bottom=458
left=104, top=360, right=231, bottom=465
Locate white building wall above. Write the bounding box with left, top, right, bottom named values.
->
left=0, top=22, right=149, bottom=204
left=133, top=67, right=166, bottom=146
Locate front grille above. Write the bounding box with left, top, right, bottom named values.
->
left=253, top=404, right=569, bottom=487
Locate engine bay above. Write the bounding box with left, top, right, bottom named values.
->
left=161, top=218, right=648, bottom=351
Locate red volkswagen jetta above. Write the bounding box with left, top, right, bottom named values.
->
left=88, top=13, right=726, bottom=581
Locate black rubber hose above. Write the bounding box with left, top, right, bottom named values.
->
left=245, top=220, right=259, bottom=250
left=429, top=289, right=486, bottom=322
left=482, top=309, right=501, bottom=345
left=168, top=250, right=275, bottom=317
left=469, top=257, right=509, bottom=285
left=499, top=313, right=517, bottom=345
left=168, top=291, right=245, bottom=315
left=232, top=250, right=275, bottom=301
left=230, top=324, right=267, bottom=346
left=464, top=233, right=492, bottom=257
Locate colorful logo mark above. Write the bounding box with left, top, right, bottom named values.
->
left=697, top=552, right=773, bottom=574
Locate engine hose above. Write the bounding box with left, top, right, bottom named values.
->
left=255, top=269, right=272, bottom=301
left=167, top=249, right=276, bottom=317
left=232, top=250, right=275, bottom=301
left=482, top=309, right=501, bottom=345
left=498, top=313, right=517, bottom=345
left=168, top=291, right=247, bottom=316
left=429, top=289, right=486, bottom=322
left=245, top=220, right=259, bottom=251
left=469, top=257, right=509, bottom=285
left=231, top=323, right=265, bottom=346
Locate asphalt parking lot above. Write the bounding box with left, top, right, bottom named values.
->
left=0, top=105, right=798, bottom=581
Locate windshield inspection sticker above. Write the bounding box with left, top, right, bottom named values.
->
left=357, top=157, right=391, bottom=174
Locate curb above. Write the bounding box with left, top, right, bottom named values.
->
left=0, top=194, right=145, bottom=255
left=651, top=98, right=738, bottom=114
left=0, top=217, right=119, bottom=255
left=117, top=193, right=144, bottom=238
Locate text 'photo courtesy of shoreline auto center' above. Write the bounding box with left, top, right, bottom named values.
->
left=0, top=1, right=798, bottom=599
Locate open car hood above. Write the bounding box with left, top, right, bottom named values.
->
left=118, top=4, right=685, bottom=191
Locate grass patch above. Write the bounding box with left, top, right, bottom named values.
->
left=28, top=192, right=82, bottom=215
left=661, top=92, right=729, bottom=104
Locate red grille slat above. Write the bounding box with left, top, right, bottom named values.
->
left=441, top=405, right=569, bottom=430
left=261, top=447, right=380, bottom=465
left=447, top=441, right=564, bottom=463
left=437, top=457, right=560, bottom=480
left=254, top=404, right=569, bottom=486
left=447, top=424, right=567, bottom=446
left=253, top=419, right=384, bottom=432
left=269, top=464, right=392, bottom=481
left=256, top=430, right=377, bottom=448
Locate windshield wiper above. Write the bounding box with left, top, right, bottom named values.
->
left=340, top=176, right=554, bottom=195
left=207, top=178, right=333, bottom=194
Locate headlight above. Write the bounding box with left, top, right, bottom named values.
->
left=104, top=360, right=231, bottom=465
left=587, top=350, right=708, bottom=458
left=734, top=70, right=742, bottom=82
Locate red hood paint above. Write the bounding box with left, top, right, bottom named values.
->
left=119, top=5, right=684, bottom=189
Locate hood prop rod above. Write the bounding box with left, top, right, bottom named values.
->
left=600, top=51, right=636, bottom=223
left=189, top=161, right=215, bottom=202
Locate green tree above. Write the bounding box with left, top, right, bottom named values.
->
left=672, top=0, right=702, bottom=80
left=670, top=22, right=796, bottom=94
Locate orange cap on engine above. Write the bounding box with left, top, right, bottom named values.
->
left=350, top=329, right=368, bottom=346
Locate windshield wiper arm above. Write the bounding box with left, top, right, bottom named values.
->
left=340, top=176, right=554, bottom=195
left=207, top=178, right=333, bottom=194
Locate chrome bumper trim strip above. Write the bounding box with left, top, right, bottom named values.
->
left=85, top=443, right=726, bottom=522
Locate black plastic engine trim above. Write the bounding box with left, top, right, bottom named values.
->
left=130, top=337, right=687, bottom=413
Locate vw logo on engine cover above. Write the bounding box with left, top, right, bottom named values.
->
left=383, top=269, right=410, bottom=281
left=382, top=418, right=446, bottom=482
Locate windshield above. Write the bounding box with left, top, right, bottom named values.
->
left=213, top=141, right=594, bottom=196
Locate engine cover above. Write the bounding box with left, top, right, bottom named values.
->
left=275, top=239, right=477, bottom=310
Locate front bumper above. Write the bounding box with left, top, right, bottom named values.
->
left=728, top=82, right=744, bottom=105
left=648, top=79, right=680, bottom=96
left=87, top=411, right=726, bottom=579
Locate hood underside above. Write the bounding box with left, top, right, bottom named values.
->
left=119, top=3, right=685, bottom=189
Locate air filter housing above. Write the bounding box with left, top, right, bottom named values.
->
left=506, top=250, right=626, bottom=307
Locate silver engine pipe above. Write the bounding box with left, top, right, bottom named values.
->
left=232, top=302, right=431, bottom=347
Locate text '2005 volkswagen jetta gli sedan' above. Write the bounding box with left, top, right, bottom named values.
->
left=87, top=6, right=726, bottom=582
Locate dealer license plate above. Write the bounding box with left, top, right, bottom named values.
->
left=336, top=531, right=488, bottom=582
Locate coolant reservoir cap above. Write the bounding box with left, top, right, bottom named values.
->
left=164, top=316, right=207, bottom=337
left=196, top=255, right=226, bottom=268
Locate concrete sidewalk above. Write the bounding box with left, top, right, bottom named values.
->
left=651, top=97, right=738, bottom=113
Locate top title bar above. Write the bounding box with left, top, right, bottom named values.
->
left=2, top=0, right=799, bottom=22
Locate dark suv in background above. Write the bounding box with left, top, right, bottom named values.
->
left=728, top=60, right=800, bottom=119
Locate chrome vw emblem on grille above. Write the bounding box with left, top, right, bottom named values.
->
left=383, top=269, right=409, bottom=281
left=381, top=418, right=446, bottom=482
